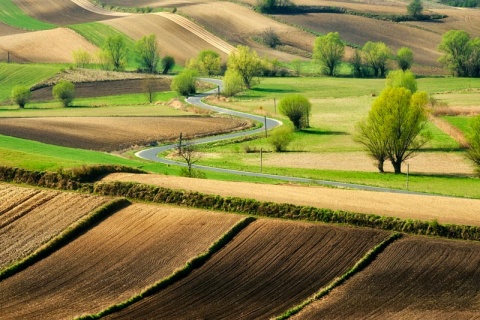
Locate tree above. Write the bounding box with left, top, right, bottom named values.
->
left=268, top=125, right=294, bottom=152
left=222, top=69, right=244, bottom=97
left=278, top=94, right=311, bottom=130
left=53, top=81, right=75, bottom=107
left=438, top=30, right=472, bottom=77
left=187, top=50, right=222, bottom=76
left=176, top=134, right=203, bottom=178
left=362, top=41, right=391, bottom=77
left=261, top=27, right=281, bottom=48
left=171, top=69, right=197, bottom=96
left=291, top=58, right=302, bottom=76
left=227, top=45, right=262, bottom=89
left=386, top=69, right=417, bottom=93
left=468, top=37, right=480, bottom=77
left=466, top=115, right=480, bottom=176
left=142, top=77, right=158, bottom=103
left=161, top=55, right=175, bottom=74
left=11, top=85, right=31, bottom=108
left=350, top=49, right=365, bottom=77
left=313, top=32, right=345, bottom=76
left=355, top=87, right=430, bottom=174
left=72, top=49, right=92, bottom=68
left=103, top=35, right=128, bottom=71
left=407, top=0, right=423, bottom=17
left=136, top=34, right=160, bottom=73
left=396, top=47, right=414, bottom=71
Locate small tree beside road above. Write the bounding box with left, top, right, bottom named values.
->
left=278, top=94, right=311, bottom=130
left=171, top=69, right=197, bottom=96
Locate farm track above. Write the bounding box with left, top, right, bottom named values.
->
left=0, top=203, right=243, bottom=320
left=0, top=184, right=110, bottom=270
left=106, top=220, right=389, bottom=319
left=293, top=236, right=480, bottom=319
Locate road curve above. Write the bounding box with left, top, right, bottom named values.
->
left=135, top=78, right=437, bottom=196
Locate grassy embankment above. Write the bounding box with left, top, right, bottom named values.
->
left=0, top=0, right=56, bottom=30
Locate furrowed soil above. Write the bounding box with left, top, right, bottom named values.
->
left=101, top=173, right=480, bottom=227
left=0, top=116, right=251, bottom=152
left=0, top=203, right=243, bottom=319
left=0, top=22, right=28, bottom=37
left=293, top=236, right=480, bottom=319
left=106, top=220, right=389, bottom=319
left=0, top=184, right=110, bottom=270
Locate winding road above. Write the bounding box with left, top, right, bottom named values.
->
left=136, top=78, right=437, bottom=196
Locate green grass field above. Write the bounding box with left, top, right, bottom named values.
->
left=0, top=0, right=56, bottom=30
left=0, top=63, right=62, bottom=102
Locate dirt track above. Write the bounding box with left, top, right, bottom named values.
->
left=0, top=203, right=242, bottom=319
left=293, top=236, right=480, bottom=319
left=106, top=219, right=388, bottom=319
left=102, top=173, right=480, bottom=226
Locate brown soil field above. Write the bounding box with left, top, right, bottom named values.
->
left=0, top=203, right=243, bottom=319
left=12, top=0, right=123, bottom=25
left=293, top=236, right=480, bottom=319
left=0, top=28, right=99, bottom=63
left=30, top=78, right=171, bottom=101
left=0, top=116, right=251, bottom=152
left=0, top=184, right=109, bottom=270
left=0, top=22, right=28, bottom=37
left=102, top=173, right=480, bottom=226
left=106, top=219, right=389, bottom=319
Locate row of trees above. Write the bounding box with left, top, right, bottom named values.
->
left=11, top=81, right=75, bottom=108
left=437, top=30, right=480, bottom=77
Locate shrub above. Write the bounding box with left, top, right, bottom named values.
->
left=268, top=125, right=294, bottom=151
left=171, top=69, right=197, bottom=96
left=466, top=115, right=480, bottom=176
left=222, top=69, right=244, bottom=97
left=52, top=80, right=75, bottom=107
left=278, top=94, right=312, bottom=129
left=261, top=27, right=281, bottom=48
left=11, top=85, right=31, bottom=108
left=72, top=49, right=92, bottom=68
left=161, top=56, right=175, bottom=74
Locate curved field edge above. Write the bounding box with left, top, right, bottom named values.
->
left=0, top=198, right=130, bottom=281
left=77, top=216, right=256, bottom=320
left=0, top=0, right=56, bottom=30
left=275, top=232, right=402, bottom=319
left=0, top=166, right=479, bottom=241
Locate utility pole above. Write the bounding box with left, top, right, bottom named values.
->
left=264, top=116, right=267, bottom=138
left=274, top=97, right=276, bottom=114
left=260, top=148, right=263, bottom=173
left=406, top=163, right=410, bottom=190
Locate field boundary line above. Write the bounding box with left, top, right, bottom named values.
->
left=76, top=216, right=257, bottom=320
left=274, top=232, right=403, bottom=319
left=0, top=198, right=131, bottom=282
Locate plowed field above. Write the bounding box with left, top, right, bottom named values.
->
left=293, top=236, right=480, bottom=319
left=0, top=22, right=27, bottom=37
left=0, top=28, right=98, bottom=63
left=101, top=173, right=480, bottom=226
left=0, top=184, right=109, bottom=269
left=0, top=203, right=243, bottom=319
left=0, top=116, right=251, bottom=151
left=106, top=220, right=389, bottom=319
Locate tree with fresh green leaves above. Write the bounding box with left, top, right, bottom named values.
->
left=396, top=47, right=414, bottom=71
left=222, top=69, right=244, bottom=97
left=386, top=69, right=417, bottom=93
left=72, top=49, right=92, bottom=68
left=161, top=55, right=175, bottom=74
left=407, top=0, right=423, bottom=17
left=103, top=35, right=128, bottom=71
left=136, top=34, right=160, bottom=73
left=11, top=85, right=31, bottom=108
left=268, top=124, right=294, bottom=152
left=466, top=115, right=480, bottom=175
left=355, top=87, right=430, bottom=174
left=350, top=49, right=365, bottom=77
left=53, top=81, right=75, bottom=107
left=227, top=45, right=262, bottom=89
left=187, top=50, right=222, bottom=76
left=438, top=30, right=472, bottom=77
left=171, top=69, right=197, bottom=96
left=469, top=37, right=480, bottom=77
left=278, top=94, right=311, bottom=130
left=313, top=32, right=345, bottom=76
left=362, top=41, right=391, bottom=77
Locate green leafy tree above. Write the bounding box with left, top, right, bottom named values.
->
left=136, top=34, right=160, bottom=73
left=171, top=69, right=198, bottom=96
left=407, top=0, right=423, bottom=17
left=438, top=30, right=472, bottom=77
left=466, top=115, right=480, bottom=175
left=11, top=85, right=31, bottom=108
left=468, top=37, right=480, bottom=77
left=268, top=124, right=294, bottom=152
left=222, top=69, right=244, bottom=97
left=278, top=94, right=311, bottom=130
left=227, top=45, right=262, bottom=89
left=313, top=32, right=345, bottom=76
left=161, top=55, right=175, bottom=74
left=104, top=35, right=128, bottom=71
left=362, top=41, right=391, bottom=77
left=386, top=69, right=417, bottom=93
left=396, top=47, right=414, bottom=71
left=53, top=81, right=75, bottom=107
left=350, top=49, right=365, bottom=77
left=187, top=50, right=222, bottom=76
left=355, top=87, right=430, bottom=174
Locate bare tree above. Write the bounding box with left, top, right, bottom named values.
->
left=176, top=133, right=202, bottom=177
left=142, top=77, right=157, bottom=103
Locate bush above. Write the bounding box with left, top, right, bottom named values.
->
left=52, top=80, right=75, bottom=107
left=261, top=27, right=281, bottom=48
left=72, top=49, right=92, bottom=68
left=161, top=56, right=175, bottom=74
left=222, top=69, right=244, bottom=97
left=171, top=69, right=197, bottom=96
left=11, top=85, right=31, bottom=108
left=268, top=125, right=294, bottom=151
left=466, top=115, right=480, bottom=176
left=278, top=94, right=312, bottom=129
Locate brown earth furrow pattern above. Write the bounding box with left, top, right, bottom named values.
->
left=0, top=203, right=243, bottom=319
left=292, top=236, right=480, bottom=319
left=106, top=220, right=389, bottom=319
left=0, top=186, right=40, bottom=217
left=0, top=186, right=110, bottom=269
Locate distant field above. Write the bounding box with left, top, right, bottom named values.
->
left=0, top=0, right=56, bottom=30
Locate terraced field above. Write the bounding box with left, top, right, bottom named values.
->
left=0, top=203, right=243, bottom=319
